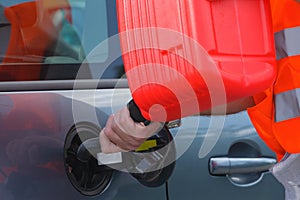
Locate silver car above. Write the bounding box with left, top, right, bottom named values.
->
left=0, top=0, right=284, bottom=199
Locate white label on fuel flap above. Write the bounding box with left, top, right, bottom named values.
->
left=97, top=152, right=123, bottom=165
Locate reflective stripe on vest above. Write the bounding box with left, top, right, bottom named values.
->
left=274, top=25, right=300, bottom=122
left=275, top=88, right=300, bottom=122
left=275, top=26, right=300, bottom=60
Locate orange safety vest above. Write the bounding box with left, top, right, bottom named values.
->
left=247, top=0, right=300, bottom=161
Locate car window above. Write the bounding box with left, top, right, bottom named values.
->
left=0, top=0, right=124, bottom=81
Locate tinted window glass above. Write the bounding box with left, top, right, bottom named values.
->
left=0, top=0, right=124, bottom=81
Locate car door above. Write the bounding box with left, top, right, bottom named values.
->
left=167, top=112, right=284, bottom=200
left=0, top=0, right=284, bottom=200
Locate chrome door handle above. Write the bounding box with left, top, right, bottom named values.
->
left=209, top=157, right=277, bottom=175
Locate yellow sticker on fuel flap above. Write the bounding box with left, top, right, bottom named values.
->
left=135, top=140, right=157, bottom=152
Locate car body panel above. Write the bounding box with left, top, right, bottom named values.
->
left=0, top=88, right=284, bottom=199
left=0, top=89, right=168, bottom=200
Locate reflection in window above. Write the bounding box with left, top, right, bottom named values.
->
left=0, top=0, right=122, bottom=81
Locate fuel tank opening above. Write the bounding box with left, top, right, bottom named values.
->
left=64, top=123, right=113, bottom=196
left=76, top=125, right=176, bottom=188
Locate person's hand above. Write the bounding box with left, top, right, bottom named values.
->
left=99, top=107, right=163, bottom=153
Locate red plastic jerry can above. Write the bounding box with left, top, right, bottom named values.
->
left=117, top=0, right=276, bottom=122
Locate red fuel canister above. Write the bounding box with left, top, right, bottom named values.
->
left=117, top=0, right=276, bottom=122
